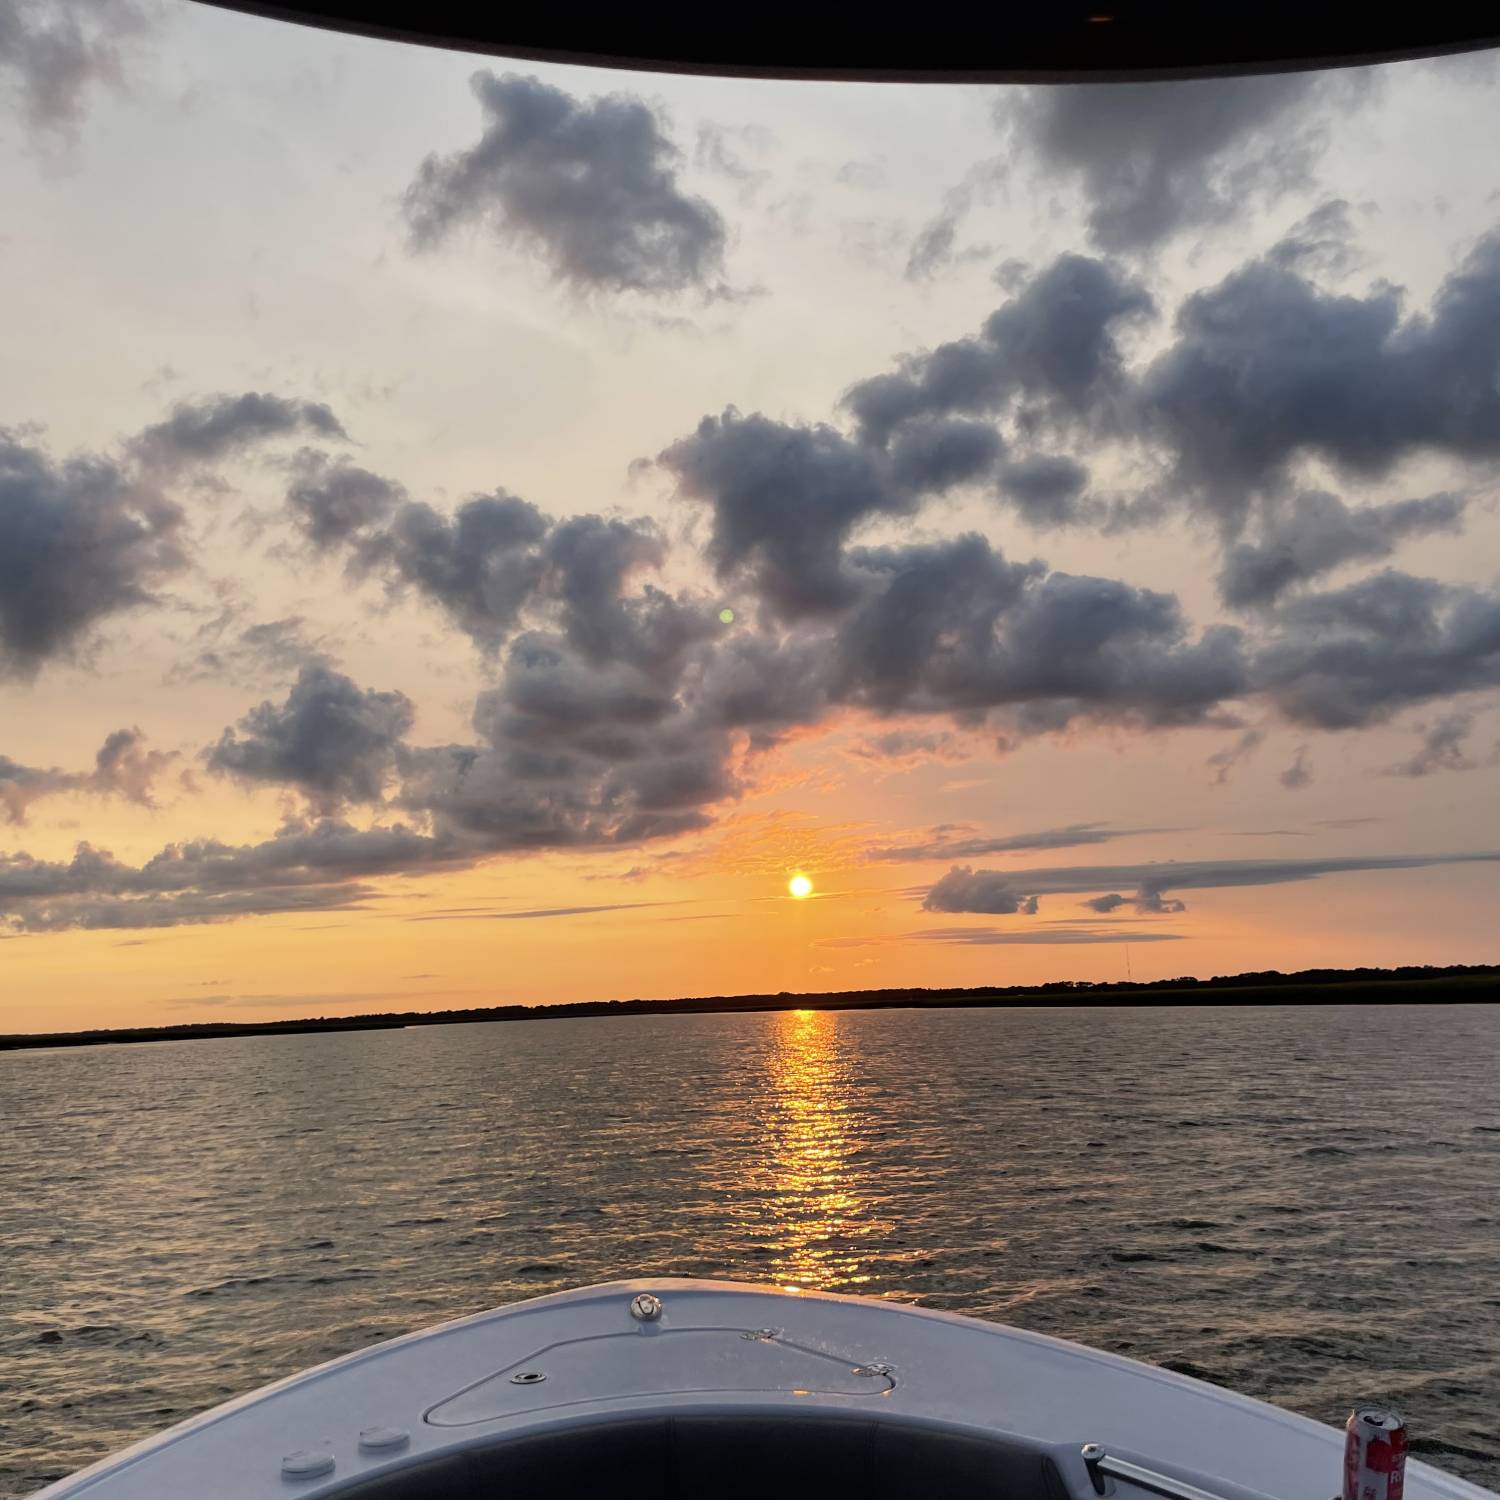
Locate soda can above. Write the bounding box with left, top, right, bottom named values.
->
left=1343, top=1405, right=1407, bottom=1500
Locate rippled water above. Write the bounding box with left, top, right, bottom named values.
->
left=3, top=1004, right=1499, bottom=1494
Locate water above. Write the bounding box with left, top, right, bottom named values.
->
left=2, top=1004, right=1498, bottom=1495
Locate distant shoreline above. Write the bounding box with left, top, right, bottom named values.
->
left=3, top=964, right=1497, bottom=1052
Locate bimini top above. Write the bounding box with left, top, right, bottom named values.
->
left=193, top=4, right=1500, bottom=82
left=33, top=1279, right=1497, bottom=1500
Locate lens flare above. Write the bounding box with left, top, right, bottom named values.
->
left=788, top=874, right=813, bottom=899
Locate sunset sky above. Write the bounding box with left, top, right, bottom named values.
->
left=3, top=5, right=1500, bottom=1032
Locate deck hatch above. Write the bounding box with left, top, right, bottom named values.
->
left=425, top=1327, right=894, bottom=1425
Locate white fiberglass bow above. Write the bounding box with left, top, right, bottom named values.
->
left=32, top=1279, right=1496, bottom=1500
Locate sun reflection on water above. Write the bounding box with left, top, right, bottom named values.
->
left=762, top=1007, right=885, bottom=1293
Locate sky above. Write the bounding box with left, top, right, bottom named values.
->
left=2, top=2, right=1500, bottom=1032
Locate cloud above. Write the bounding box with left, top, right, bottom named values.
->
left=1007, top=73, right=1360, bottom=252
left=352, top=490, right=550, bottom=649
left=409, top=900, right=674, bottom=922
left=133, top=392, right=346, bottom=469
left=923, top=867, right=1039, bottom=915
left=997, top=453, right=1092, bottom=528
left=1206, top=729, right=1264, bottom=785
left=206, top=664, right=415, bottom=811
left=0, top=817, right=457, bottom=933
left=1381, top=711, right=1480, bottom=778
left=903, top=156, right=1007, bottom=280
left=1254, top=569, right=1500, bottom=729
left=1141, top=231, right=1500, bottom=530
left=0, top=728, right=169, bottom=825
left=286, top=452, right=404, bottom=551
left=0, top=427, right=185, bottom=675
left=846, top=728, right=966, bottom=766
left=92, top=726, right=176, bottom=806
left=1266, top=199, right=1363, bottom=280
left=911, top=925, right=1183, bottom=946
left=404, top=71, right=727, bottom=297
left=921, top=850, right=1500, bottom=918
left=1219, top=490, right=1466, bottom=607
left=0, top=0, right=157, bottom=137
left=834, top=536, right=1247, bottom=731
left=658, top=409, right=994, bottom=619
left=844, top=253, right=1153, bottom=446
left=867, top=821, right=1145, bottom=862
left=1279, top=745, right=1314, bottom=789
left=3, top=393, right=353, bottom=677
left=819, top=924, right=1181, bottom=947
left=1082, top=891, right=1186, bottom=915
left=169, top=613, right=331, bottom=686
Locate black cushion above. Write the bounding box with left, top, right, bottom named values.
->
left=329, top=1412, right=1063, bottom=1499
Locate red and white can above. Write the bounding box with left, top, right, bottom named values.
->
left=1343, top=1405, right=1407, bottom=1500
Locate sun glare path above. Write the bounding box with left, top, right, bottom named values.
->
left=788, top=873, right=813, bottom=899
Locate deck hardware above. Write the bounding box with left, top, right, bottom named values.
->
left=357, top=1426, right=409, bottom=1452
left=1080, top=1443, right=1236, bottom=1500
left=509, top=1370, right=547, bottom=1385
left=630, top=1293, right=663, bottom=1322
left=741, top=1328, right=780, bottom=1341
left=852, top=1362, right=892, bottom=1377
left=280, top=1450, right=335, bottom=1480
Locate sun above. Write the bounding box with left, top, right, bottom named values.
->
left=788, top=873, right=813, bottom=900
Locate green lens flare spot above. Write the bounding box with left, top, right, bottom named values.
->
left=719, top=607, right=735, bottom=624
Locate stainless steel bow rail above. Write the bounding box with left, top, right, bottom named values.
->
left=1081, top=1444, right=1241, bottom=1500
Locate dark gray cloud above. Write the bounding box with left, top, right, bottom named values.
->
left=353, top=490, right=550, bottom=649
left=542, top=512, right=716, bottom=673
left=835, top=536, right=1248, bottom=731
left=997, top=453, right=1092, bottom=527
left=1008, top=73, right=1353, bottom=252
left=1381, top=711, right=1479, bottom=778
left=206, top=664, right=415, bottom=811
left=844, top=254, right=1153, bottom=446
left=1082, top=890, right=1187, bottom=915
left=0, top=427, right=185, bottom=675
left=286, top=452, right=404, bottom=551
left=1254, top=570, right=1500, bottom=729
left=0, top=817, right=458, bottom=933
left=1142, top=231, right=1500, bottom=528
left=659, top=410, right=1008, bottom=621
left=657, top=410, right=926, bottom=618
left=3, top=394, right=353, bottom=678
left=134, top=392, right=346, bottom=468
left=1219, top=490, right=1466, bottom=607
left=923, top=867, right=1039, bottom=915
left=404, top=71, right=727, bottom=297
left=395, top=614, right=769, bottom=852
left=922, top=849, right=1500, bottom=918
left=0, top=0, right=156, bottom=136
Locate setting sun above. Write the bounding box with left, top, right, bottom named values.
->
left=788, top=874, right=814, bottom=900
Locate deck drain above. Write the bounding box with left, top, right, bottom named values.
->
left=509, top=1370, right=547, bottom=1385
